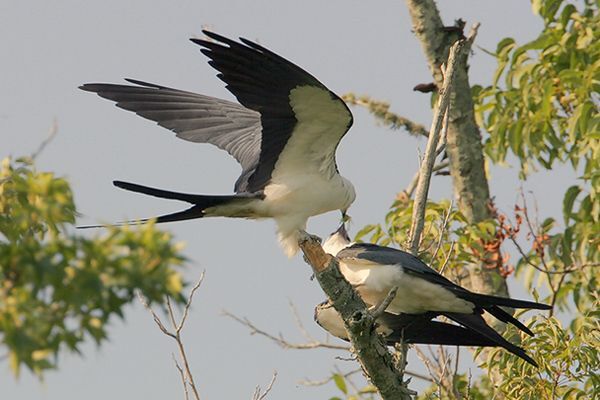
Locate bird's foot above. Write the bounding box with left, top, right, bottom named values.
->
left=297, top=230, right=322, bottom=245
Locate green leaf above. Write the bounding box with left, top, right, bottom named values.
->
left=563, top=185, right=582, bottom=224
left=332, top=373, right=348, bottom=394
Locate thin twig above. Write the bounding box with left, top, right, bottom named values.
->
left=252, top=371, right=278, bottom=400
left=549, top=272, right=569, bottom=318
left=31, top=119, right=58, bottom=160
left=334, top=365, right=362, bottom=394
left=138, top=293, right=176, bottom=339
left=401, top=156, right=448, bottom=200
left=299, top=368, right=363, bottom=387
left=371, top=286, right=399, bottom=319
left=173, top=353, right=190, bottom=400
left=431, top=200, right=454, bottom=262
left=174, top=325, right=201, bottom=400
left=520, top=191, right=548, bottom=269
left=415, top=346, right=443, bottom=388
left=288, top=300, right=316, bottom=342
left=508, top=236, right=592, bottom=275
left=138, top=273, right=206, bottom=400
left=166, top=296, right=178, bottom=333
left=438, top=241, right=456, bottom=276
left=453, top=346, right=460, bottom=390
left=222, top=310, right=350, bottom=351
left=342, top=93, right=429, bottom=138
left=178, top=272, right=206, bottom=333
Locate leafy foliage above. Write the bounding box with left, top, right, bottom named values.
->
left=474, top=0, right=599, bottom=181
left=355, top=198, right=512, bottom=285
left=420, top=300, right=600, bottom=400
left=335, top=1, right=598, bottom=398
left=484, top=303, right=600, bottom=399
left=327, top=372, right=378, bottom=400
left=472, top=0, right=599, bottom=318
left=0, top=157, right=187, bottom=377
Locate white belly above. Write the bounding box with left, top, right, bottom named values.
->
left=262, top=172, right=354, bottom=257
left=264, top=172, right=354, bottom=217
left=339, top=260, right=474, bottom=314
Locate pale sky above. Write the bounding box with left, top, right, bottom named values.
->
left=2, top=1, right=575, bottom=399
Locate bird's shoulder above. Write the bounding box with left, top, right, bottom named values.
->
left=337, top=243, right=458, bottom=287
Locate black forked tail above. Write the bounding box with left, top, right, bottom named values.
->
left=77, top=205, right=205, bottom=229
left=444, top=312, right=538, bottom=367
left=77, top=180, right=259, bottom=229
left=467, top=292, right=552, bottom=311
left=459, top=291, right=551, bottom=336
left=113, top=180, right=236, bottom=206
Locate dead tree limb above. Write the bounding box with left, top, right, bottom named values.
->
left=405, top=0, right=510, bottom=301
left=408, top=39, right=463, bottom=254
left=298, top=232, right=415, bottom=400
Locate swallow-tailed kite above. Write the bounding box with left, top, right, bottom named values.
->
left=315, top=300, right=498, bottom=347
left=80, top=31, right=355, bottom=256
left=321, top=223, right=551, bottom=366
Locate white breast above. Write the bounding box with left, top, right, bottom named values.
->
left=339, top=259, right=474, bottom=314
left=254, top=86, right=356, bottom=257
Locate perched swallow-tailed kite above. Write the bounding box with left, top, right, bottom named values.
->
left=79, top=31, right=355, bottom=256
left=320, top=223, right=551, bottom=366
left=315, top=300, right=498, bottom=347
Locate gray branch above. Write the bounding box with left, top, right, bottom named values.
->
left=405, top=0, right=510, bottom=301
left=297, top=232, right=415, bottom=399
left=343, top=93, right=429, bottom=138
left=409, top=39, right=464, bottom=255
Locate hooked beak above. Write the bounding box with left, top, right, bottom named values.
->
left=334, top=221, right=351, bottom=242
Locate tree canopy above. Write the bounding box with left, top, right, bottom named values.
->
left=1, top=0, right=598, bottom=399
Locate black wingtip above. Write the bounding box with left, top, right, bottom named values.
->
left=113, top=180, right=129, bottom=189
left=79, top=84, right=95, bottom=92
left=201, top=29, right=222, bottom=42
left=123, top=78, right=157, bottom=88
left=190, top=30, right=224, bottom=47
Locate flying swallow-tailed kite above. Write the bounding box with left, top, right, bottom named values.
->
left=320, top=223, right=551, bottom=366
left=80, top=31, right=355, bottom=256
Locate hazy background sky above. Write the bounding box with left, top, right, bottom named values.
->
left=2, top=1, right=576, bottom=399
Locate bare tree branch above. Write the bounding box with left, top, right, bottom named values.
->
left=406, top=0, right=511, bottom=309
left=251, top=371, right=277, bottom=400
left=343, top=93, right=429, bottom=138
left=299, top=368, right=363, bottom=387
left=431, top=200, right=454, bottom=263
left=31, top=119, right=58, bottom=160
left=222, top=310, right=350, bottom=351
left=287, top=300, right=317, bottom=343
left=400, top=159, right=449, bottom=201
left=178, top=274, right=205, bottom=333
left=438, top=241, right=456, bottom=276
left=138, top=273, right=206, bottom=400
left=297, top=231, right=415, bottom=399
left=409, top=39, right=464, bottom=255
left=172, top=353, right=190, bottom=400
left=371, top=286, right=399, bottom=319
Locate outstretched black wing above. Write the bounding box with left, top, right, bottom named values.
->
left=192, top=31, right=353, bottom=193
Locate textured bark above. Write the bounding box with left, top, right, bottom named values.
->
left=405, top=0, right=510, bottom=300
left=409, top=40, right=463, bottom=255
left=299, top=235, right=413, bottom=400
